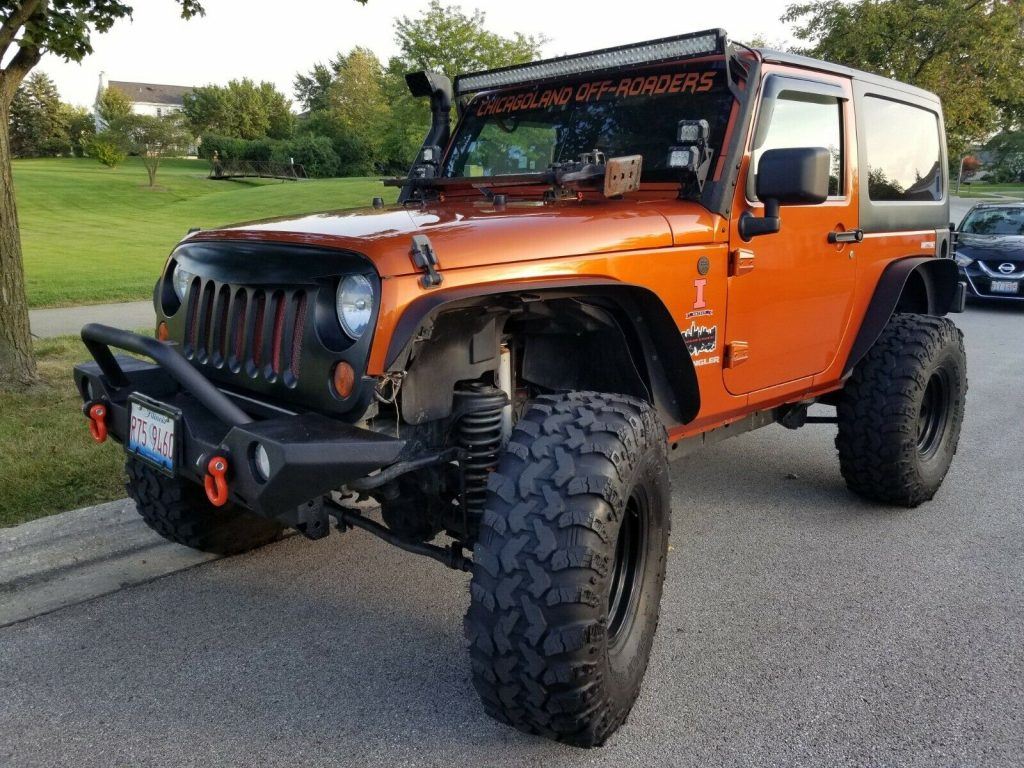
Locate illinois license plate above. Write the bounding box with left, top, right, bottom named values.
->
left=990, top=280, right=1020, bottom=295
left=127, top=396, right=179, bottom=475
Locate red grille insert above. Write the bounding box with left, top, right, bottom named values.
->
left=270, top=292, right=286, bottom=375
left=182, top=281, right=310, bottom=386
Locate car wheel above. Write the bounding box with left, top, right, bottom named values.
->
left=464, top=391, right=671, bottom=747
left=836, top=313, right=967, bottom=506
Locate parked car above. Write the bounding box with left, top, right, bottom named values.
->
left=75, top=29, right=967, bottom=747
left=955, top=202, right=1024, bottom=301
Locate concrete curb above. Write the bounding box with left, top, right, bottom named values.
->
left=0, top=499, right=220, bottom=628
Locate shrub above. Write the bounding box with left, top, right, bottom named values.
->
left=88, top=136, right=127, bottom=168
left=198, top=131, right=343, bottom=177
left=241, top=137, right=275, bottom=162
left=273, top=134, right=340, bottom=178
left=198, top=133, right=247, bottom=161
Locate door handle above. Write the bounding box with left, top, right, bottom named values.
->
left=828, top=229, right=863, bottom=244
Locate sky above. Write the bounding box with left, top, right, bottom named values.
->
left=33, top=0, right=797, bottom=109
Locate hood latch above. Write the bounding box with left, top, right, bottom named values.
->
left=411, top=234, right=443, bottom=288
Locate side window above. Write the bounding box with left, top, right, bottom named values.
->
left=752, top=92, right=843, bottom=197
left=863, top=96, right=942, bottom=202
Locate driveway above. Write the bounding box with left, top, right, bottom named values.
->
left=1, top=306, right=1022, bottom=768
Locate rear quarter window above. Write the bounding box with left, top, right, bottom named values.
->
left=863, top=96, right=942, bottom=202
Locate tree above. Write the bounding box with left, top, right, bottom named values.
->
left=985, top=131, right=1024, bottom=183
left=391, top=0, right=544, bottom=80
left=182, top=79, right=294, bottom=140
left=960, top=155, right=981, bottom=181
left=783, top=0, right=1024, bottom=163
left=294, top=56, right=345, bottom=113
left=111, top=112, right=190, bottom=186
left=8, top=71, right=70, bottom=156
left=0, top=0, right=203, bottom=389
left=95, top=85, right=132, bottom=128
left=62, top=103, right=95, bottom=156
left=259, top=80, right=294, bottom=140
left=327, top=47, right=390, bottom=172
left=380, top=0, right=545, bottom=170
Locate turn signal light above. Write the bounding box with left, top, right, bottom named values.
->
left=157, top=322, right=170, bottom=341
left=332, top=362, right=355, bottom=398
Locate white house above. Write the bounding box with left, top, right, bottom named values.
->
left=94, top=72, right=194, bottom=129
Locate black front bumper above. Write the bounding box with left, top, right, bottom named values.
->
left=74, top=324, right=405, bottom=521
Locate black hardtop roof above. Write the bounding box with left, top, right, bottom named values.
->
left=756, top=49, right=940, bottom=103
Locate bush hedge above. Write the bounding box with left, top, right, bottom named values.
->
left=199, top=132, right=353, bottom=178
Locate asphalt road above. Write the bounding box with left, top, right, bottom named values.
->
left=2, top=303, right=1022, bottom=768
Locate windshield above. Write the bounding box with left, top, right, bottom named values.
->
left=444, top=62, right=733, bottom=184
left=961, top=207, right=1024, bottom=236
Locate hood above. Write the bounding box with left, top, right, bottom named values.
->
left=957, top=232, right=1024, bottom=261
left=188, top=198, right=720, bottom=278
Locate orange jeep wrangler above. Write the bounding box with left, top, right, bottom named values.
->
left=75, top=29, right=967, bottom=746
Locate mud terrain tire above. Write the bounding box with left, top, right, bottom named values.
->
left=126, top=458, right=284, bottom=555
left=836, top=313, right=967, bottom=507
left=465, top=392, right=671, bottom=747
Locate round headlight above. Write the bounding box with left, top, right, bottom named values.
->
left=336, top=275, right=374, bottom=339
left=172, top=264, right=195, bottom=301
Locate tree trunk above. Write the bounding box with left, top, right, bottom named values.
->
left=146, top=156, right=159, bottom=187
left=0, top=95, right=38, bottom=389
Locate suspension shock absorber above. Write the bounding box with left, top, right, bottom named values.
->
left=453, top=382, right=508, bottom=517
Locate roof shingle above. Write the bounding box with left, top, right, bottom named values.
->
left=108, top=81, right=193, bottom=106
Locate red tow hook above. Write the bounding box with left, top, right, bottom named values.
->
left=204, top=455, right=230, bottom=507
left=87, top=403, right=108, bottom=443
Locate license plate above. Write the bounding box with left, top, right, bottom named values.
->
left=127, top=396, right=179, bottom=475
left=990, top=280, right=1020, bottom=295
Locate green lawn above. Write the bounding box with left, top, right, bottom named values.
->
left=0, top=334, right=135, bottom=527
left=13, top=157, right=395, bottom=308
left=955, top=182, right=1024, bottom=199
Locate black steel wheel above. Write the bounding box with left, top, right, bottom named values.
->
left=917, top=369, right=952, bottom=460
left=608, top=490, right=648, bottom=651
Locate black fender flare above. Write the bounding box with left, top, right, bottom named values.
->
left=385, top=278, right=700, bottom=426
left=843, top=256, right=962, bottom=378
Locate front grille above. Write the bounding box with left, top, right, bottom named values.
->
left=982, top=261, right=1024, bottom=277
left=183, top=279, right=308, bottom=387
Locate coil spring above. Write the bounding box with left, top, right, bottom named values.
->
left=454, top=382, right=507, bottom=515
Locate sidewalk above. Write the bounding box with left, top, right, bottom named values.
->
left=30, top=300, right=153, bottom=339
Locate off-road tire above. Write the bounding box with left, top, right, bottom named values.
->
left=126, top=458, right=284, bottom=555
left=836, top=313, right=967, bottom=507
left=465, top=392, right=671, bottom=747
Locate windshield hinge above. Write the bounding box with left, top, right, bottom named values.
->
left=410, top=235, right=443, bottom=288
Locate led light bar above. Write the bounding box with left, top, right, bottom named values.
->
left=454, top=29, right=727, bottom=95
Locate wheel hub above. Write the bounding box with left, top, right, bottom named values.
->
left=608, top=490, right=648, bottom=648
left=918, top=369, right=952, bottom=460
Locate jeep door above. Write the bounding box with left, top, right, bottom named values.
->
left=723, top=72, right=858, bottom=395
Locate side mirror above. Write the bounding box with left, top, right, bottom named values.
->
left=740, top=147, right=830, bottom=241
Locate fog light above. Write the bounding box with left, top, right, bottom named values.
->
left=253, top=443, right=271, bottom=482
left=332, top=362, right=355, bottom=398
